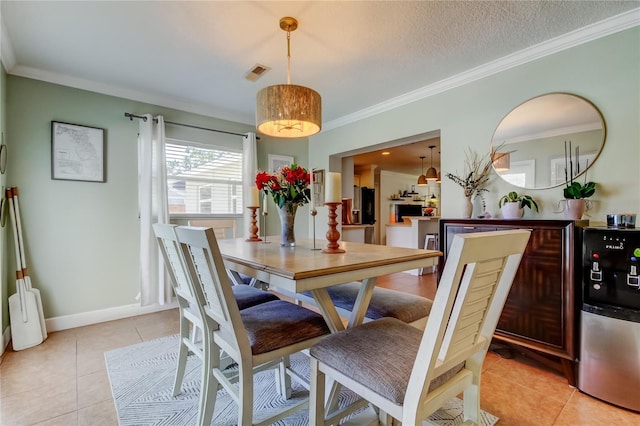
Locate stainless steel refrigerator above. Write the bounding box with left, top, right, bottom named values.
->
left=360, top=187, right=375, bottom=225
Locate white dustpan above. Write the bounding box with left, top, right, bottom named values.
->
left=12, top=187, right=47, bottom=340
left=7, top=188, right=43, bottom=350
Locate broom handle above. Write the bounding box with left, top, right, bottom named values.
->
left=7, top=189, right=28, bottom=322
left=12, top=187, right=31, bottom=289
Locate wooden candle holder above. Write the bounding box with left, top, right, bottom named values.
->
left=245, top=206, right=262, bottom=242
left=323, top=202, right=345, bottom=253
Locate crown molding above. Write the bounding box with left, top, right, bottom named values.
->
left=323, top=8, right=640, bottom=132
left=3, top=8, right=638, bottom=129
left=8, top=64, right=254, bottom=125
left=0, top=14, right=17, bottom=71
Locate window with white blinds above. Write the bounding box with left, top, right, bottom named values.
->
left=165, top=141, right=243, bottom=215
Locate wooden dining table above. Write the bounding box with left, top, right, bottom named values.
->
left=217, top=237, right=442, bottom=333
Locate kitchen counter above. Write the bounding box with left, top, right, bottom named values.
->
left=342, top=224, right=375, bottom=244
left=385, top=216, right=439, bottom=275
left=401, top=216, right=440, bottom=223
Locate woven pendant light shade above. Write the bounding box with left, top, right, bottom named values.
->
left=256, top=17, right=322, bottom=138
left=256, top=84, right=322, bottom=138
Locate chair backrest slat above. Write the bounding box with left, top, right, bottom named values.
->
left=153, top=224, right=196, bottom=303
left=189, top=246, right=227, bottom=318
left=440, top=256, right=506, bottom=359
left=406, top=229, right=530, bottom=413
left=175, top=226, right=248, bottom=352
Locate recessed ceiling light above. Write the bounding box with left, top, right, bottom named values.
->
left=381, top=151, right=391, bottom=156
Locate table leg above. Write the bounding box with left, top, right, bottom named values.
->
left=347, top=277, right=377, bottom=328
left=310, top=288, right=346, bottom=333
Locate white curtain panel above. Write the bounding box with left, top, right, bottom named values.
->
left=138, top=114, right=171, bottom=306
left=243, top=132, right=258, bottom=237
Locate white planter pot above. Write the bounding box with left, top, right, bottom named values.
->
left=564, top=199, right=586, bottom=220
left=501, top=202, right=524, bottom=219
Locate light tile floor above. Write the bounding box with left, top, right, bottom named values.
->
left=1, top=273, right=638, bottom=425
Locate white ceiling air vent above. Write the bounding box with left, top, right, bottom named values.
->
left=245, top=64, right=271, bottom=81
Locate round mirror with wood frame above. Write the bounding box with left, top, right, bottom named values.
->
left=490, top=92, right=606, bottom=190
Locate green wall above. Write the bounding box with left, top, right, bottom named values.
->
left=3, top=25, right=638, bottom=334
left=1, top=64, right=7, bottom=339
left=310, top=27, right=640, bottom=233
left=3, top=77, right=307, bottom=324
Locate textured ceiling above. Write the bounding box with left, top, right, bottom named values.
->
left=1, top=1, right=638, bottom=174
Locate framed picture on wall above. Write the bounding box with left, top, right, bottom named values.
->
left=268, top=154, right=294, bottom=172
left=313, top=169, right=325, bottom=207
left=51, top=121, right=105, bottom=182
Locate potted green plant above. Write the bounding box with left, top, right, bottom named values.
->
left=563, top=181, right=596, bottom=199
left=563, top=181, right=596, bottom=220
left=562, top=141, right=596, bottom=219
left=499, top=191, right=539, bottom=219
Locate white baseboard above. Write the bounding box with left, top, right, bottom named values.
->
left=1, top=302, right=178, bottom=354
left=45, top=300, right=179, bottom=332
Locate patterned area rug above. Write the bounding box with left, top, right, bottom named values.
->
left=105, top=334, right=498, bottom=426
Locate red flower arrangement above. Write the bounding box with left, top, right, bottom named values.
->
left=255, top=164, right=311, bottom=211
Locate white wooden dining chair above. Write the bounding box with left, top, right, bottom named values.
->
left=152, top=224, right=279, bottom=397
left=175, top=226, right=331, bottom=426
left=188, top=219, right=261, bottom=287
left=309, top=229, right=531, bottom=426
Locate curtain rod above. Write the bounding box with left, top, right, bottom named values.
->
left=124, top=112, right=259, bottom=139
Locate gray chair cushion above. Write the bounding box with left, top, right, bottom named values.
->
left=236, top=273, right=254, bottom=284
left=303, top=282, right=433, bottom=323
left=232, top=285, right=279, bottom=310
left=310, top=317, right=464, bottom=404
left=241, top=300, right=330, bottom=355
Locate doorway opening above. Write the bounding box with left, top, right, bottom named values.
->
left=330, top=130, right=442, bottom=245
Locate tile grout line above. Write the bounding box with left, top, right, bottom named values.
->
left=75, top=335, right=80, bottom=424
left=551, top=388, right=577, bottom=425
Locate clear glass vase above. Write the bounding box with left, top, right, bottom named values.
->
left=277, top=203, right=298, bottom=247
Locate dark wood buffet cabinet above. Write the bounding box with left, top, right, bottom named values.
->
left=439, top=219, right=588, bottom=386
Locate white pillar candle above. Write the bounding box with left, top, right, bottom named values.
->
left=325, top=172, right=341, bottom=203
left=249, top=187, right=259, bottom=207
left=309, top=169, right=315, bottom=210
left=263, top=193, right=268, bottom=213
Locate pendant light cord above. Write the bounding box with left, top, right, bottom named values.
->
left=286, top=26, right=292, bottom=84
